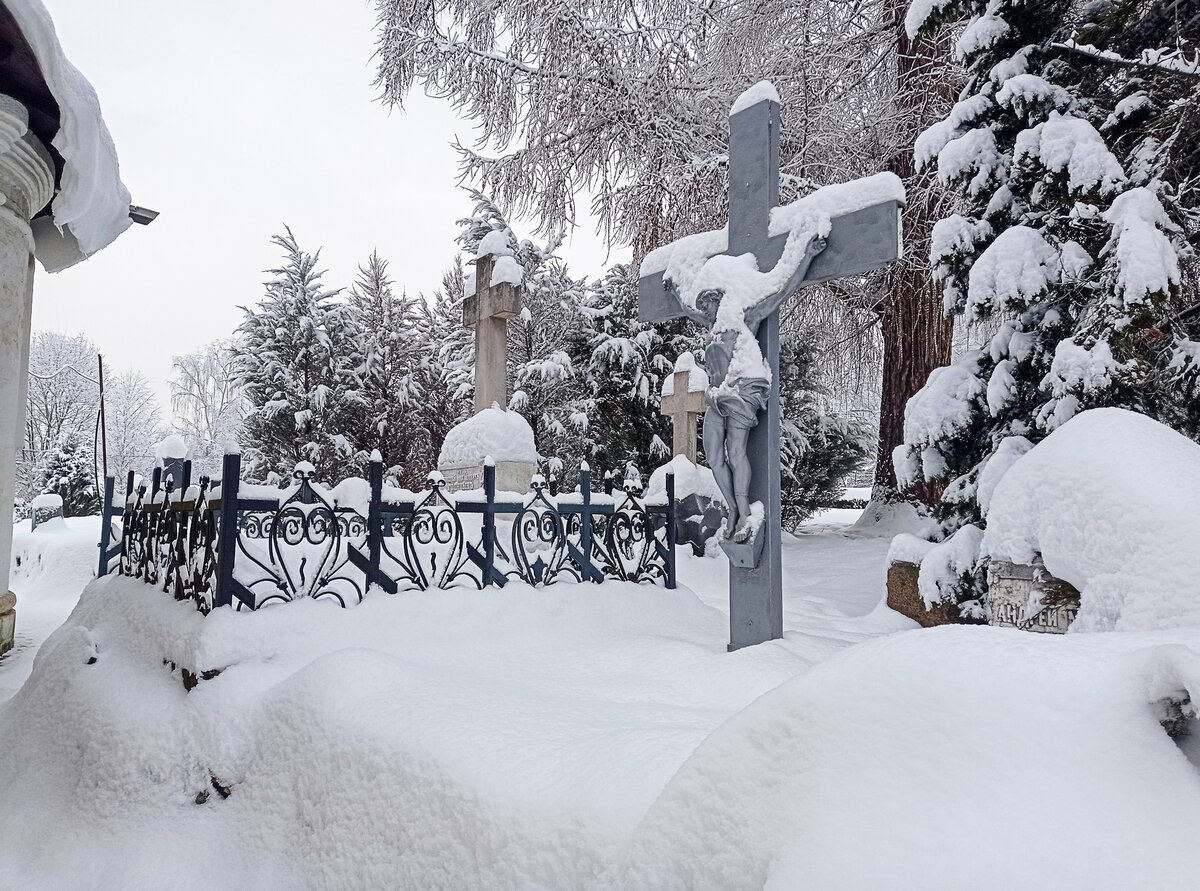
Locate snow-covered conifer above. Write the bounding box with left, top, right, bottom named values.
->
left=779, top=332, right=872, bottom=529
left=573, top=264, right=700, bottom=479
left=233, top=229, right=364, bottom=482
left=33, top=430, right=98, bottom=517
left=899, top=0, right=1198, bottom=610
left=347, top=251, right=426, bottom=480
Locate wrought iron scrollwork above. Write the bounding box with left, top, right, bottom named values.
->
left=381, top=475, right=478, bottom=591
left=509, top=477, right=576, bottom=585
left=106, top=457, right=678, bottom=613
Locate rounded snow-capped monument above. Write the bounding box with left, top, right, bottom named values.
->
left=437, top=405, right=538, bottom=493
left=153, top=434, right=190, bottom=489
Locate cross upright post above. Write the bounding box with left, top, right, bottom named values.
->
left=464, top=253, right=522, bottom=413
left=637, top=82, right=904, bottom=650
left=726, top=95, right=784, bottom=649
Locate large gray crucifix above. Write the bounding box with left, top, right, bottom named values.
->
left=638, top=83, right=903, bottom=650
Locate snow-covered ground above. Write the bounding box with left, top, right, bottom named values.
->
left=2, top=507, right=1199, bottom=889
left=0, top=515, right=100, bottom=703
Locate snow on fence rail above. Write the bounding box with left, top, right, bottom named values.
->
left=97, top=454, right=677, bottom=612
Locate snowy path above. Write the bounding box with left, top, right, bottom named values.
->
left=0, top=516, right=99, bottom=703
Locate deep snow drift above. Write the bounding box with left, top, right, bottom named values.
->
left=983, top=408, right=1200, bottom=631
left=0, top=516, right=99, bottom=702
left=2, top=511, right=1199, bottom=889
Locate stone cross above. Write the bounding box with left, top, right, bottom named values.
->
left=638, top=84, right=903, bottom=650
left=660, top=354, right=708, bottom=463
left=464, top=252, right=522, bottom=413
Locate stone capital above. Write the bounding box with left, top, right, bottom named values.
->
left=0, top=94, right=54, bottom=225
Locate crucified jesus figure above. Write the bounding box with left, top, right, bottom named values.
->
left=670, top=231, right=827, bottom=544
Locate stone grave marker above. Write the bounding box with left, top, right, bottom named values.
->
left=660, top=353, right=708, bottom=464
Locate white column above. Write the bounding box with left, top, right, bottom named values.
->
left=0, top=95, right=54, bottom=598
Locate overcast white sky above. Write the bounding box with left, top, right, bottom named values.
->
left=33, top=0, right=621, bottom=413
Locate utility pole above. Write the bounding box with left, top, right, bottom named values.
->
left=97, top=353, right=108, bottom=478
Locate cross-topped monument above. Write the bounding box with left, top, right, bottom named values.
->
left=639, top=81, right=904, bottom=650
left=464, top=241, right=523, bottom=413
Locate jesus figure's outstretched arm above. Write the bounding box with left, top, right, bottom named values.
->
left=744, top=232, right=827, bottom=329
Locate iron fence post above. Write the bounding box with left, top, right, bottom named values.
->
left=368, top=455, right=383, bottom=581
left=483, top=463, right=498, bottom=586
left=214, top=452, right=241, bottom=609
left=665, top=472, right=677, bottom=589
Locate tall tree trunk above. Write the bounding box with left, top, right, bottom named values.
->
left=874, top=264, right=952, bottom=503
left=873, top=3, right=956, bottom=504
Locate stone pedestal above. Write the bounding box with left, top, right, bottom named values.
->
left=437, top=406, right=538, bottom=494
left=0, top=95, right=54, bottom=606
left=885, top=561, right=956, bottom=627
left=438, top=460, right=538, bottom=494
left=0, top=591, right=15, bottom=656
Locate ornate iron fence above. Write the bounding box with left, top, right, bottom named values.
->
left=98, top=454, right=677, bottom=613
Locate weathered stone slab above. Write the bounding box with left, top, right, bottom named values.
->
left=0, top=598, right=15, bottom=657
left=886, top=561, right=956, bottom=627
left=440, top=460, right=536, bottom=495
left=985, top=559, right=1079, bottom=634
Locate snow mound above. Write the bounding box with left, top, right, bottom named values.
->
left=438, top=406, right=537, bottom=466
left=153, top=434, right=189, bottom=462
left=983, top=408, right=1200, bottom=632
left=2, top=516, right=100, bottom=702
left=646, top=455, right=725, bottom=503
left=615, top=626, right=1200, bottom=889
left=886, top=532, right=935, bottom=567
left=30, top=493, right=63, bottom=510
left=851, top=500, right=940, bottom=539
left=0, top=573, right=810, bottom=889
left=6, top=0, right=132, bottom=268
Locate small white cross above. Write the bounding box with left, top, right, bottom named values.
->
left=660, top=353, right=708, bottom=463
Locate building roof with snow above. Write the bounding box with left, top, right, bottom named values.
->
left=0, top=0, right=136, bottom=271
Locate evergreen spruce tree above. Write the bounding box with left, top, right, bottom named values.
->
left=572, top=264, right=701, bottom=481
left=779, top=331, right=872, bottom=530
left=897, top=0, right=1198, bottom=611
left=400, top=259, right=473, bottom=489
left=234, top=228, right=364, bottom=482
left=33, top=430, right=98, bottom=517
left=347, top=251, right=424, bottom=479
